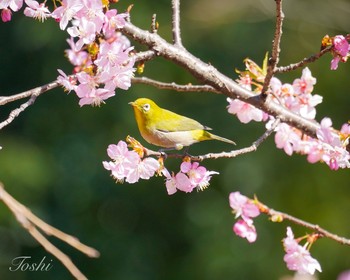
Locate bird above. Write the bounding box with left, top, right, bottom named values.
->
left=129, top=98, right=236, bottom=150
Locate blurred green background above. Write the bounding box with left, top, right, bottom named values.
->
left=1, top=0, right=350, bottom=279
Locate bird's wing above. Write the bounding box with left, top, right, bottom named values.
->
left=154, top=109, right=211, bottom=132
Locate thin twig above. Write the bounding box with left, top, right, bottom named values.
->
left=151, top=14, right=158, bottom=33
left=0, top=94, right=39, bottom=130
left=143, top=118, right=280, bottom=160
left=20, top=205, right=100, bottom=258
left=171, top=0, right=183, bottom=47
left=275, top=46, right=332, bottom=73
left=261, top=0, right=284, bottom=96
left=132, top=77, right=221, bottom=93
left=0, top=80, right=59, bottom=106
left=0, top=185, right=99, bottom=257
left=260, top=202, right=350, bottom=246
left=0, top=81, right=60, bottom=130
left=24, top=224, right=88, bottom=280
left=0, top=183, right=99, bottom=280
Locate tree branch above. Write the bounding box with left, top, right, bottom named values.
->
left=23, top=224, right=88, bottom=280
left=0, top=182, right=99, bottom=279
left=0, top=81, right=60, bottom=130
left=133, top=50, right=156, bottom=62
left=171, top=0, right=183, bottom=47
left=259, top=199, right=350, bottom=246
left=0, top=95, right=38, bottom=130
left=261, top=0, right=284, bottom=96
left=0, top=80, right=59, bottom=106
left=122, top=21, right=322, bottom=139
left=132, top=76, right=221, bottom=93
left=275, top=46, right=333, bottom=73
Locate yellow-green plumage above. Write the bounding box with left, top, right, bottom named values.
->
left=129, top=98, right=235, bottom=149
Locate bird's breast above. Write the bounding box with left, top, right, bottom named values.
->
left=141, top=129, right=200, bottom=148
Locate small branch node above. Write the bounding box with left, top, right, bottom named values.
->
left=151, top=14, right=158, bottom=33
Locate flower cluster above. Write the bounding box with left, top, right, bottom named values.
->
left=102, top=140, right=160, bottom=184
left=229, top=193, right=322, bottom=275
left=322, top=35, right=350, bottom=70
left=229, top=192, right=260, bottom=243
left=228, top=58, right=350, bottom=170
left=103, top=138, right=218, bottom=194
left=283, top=227, right=322, bottom=275
left=163, top=161, right=218, bottom=195
left=1, top=0, right=135, bottom=107
left=55, top=0, right=135, bottom=106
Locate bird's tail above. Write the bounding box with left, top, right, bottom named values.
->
left=207, top=132, right=236, bottom=145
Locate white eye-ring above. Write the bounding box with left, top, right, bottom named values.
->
left=143, top=103, right=151, bottom=111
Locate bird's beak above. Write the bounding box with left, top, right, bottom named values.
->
left=128, top=101, right=135, bottom=107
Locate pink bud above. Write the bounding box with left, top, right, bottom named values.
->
left=1, top=9, right=12, bottom=22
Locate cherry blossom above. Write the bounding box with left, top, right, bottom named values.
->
left=65, top=37, right=89, bottom=67
left=337, top=270, right=350, bottom=280
left=229, top=191, right=260, bottom=221
left=57, top=69, right=77, bottom=93
left=292, top=67, right=316, bottom=95
left=67, top=17, right=97, bottom=51
left=196, top=169, right=219, bottom=191
left=316, top=117, right=341, bottom=146
left=274, top=123, right=301, bottom=156
left=102, top=141, right=140, bottom=183
left=76, top=0, right=104, bottom=33
left=23, top=0, right=51, bottom=22
left=100, top=64, right=135, bottom=91
left=95, top=41, right=132, bottom=70
left=161, top=161, right=218, bottom=195
left=74, top=71, right=115, bottom=107
left=227, top=98, right=264, bottom=123
left=0, top=0, right=23, bottom=12
left=331, top=56, right=342, bottom=71
left=283, top=227, right=322, bottom=275
left=181, top=162, right=207, bottom=187
left=162, top=169, right=178, bottom=195
left=76, top=87, right=114, bottom=107
left=51, top=0, right=83, bottom=30
left=330, top=35, right=349, bottom=70
left=333, top=35, right=349, bottom=57
left=163, top=169, right=193, bottom=195
left=180, top=161, right=218, bottom=191
left=103, top=140, right=161, bottom=184
left=233, top=219, right=257, bottom=243
left=102, top=9, right=128, bottom=39
left=229, top=192, right=260, bottom=242
left=126, top=157, right=160, bottom=184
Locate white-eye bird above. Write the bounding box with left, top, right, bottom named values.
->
left=129, top=98, right=236, bottom=150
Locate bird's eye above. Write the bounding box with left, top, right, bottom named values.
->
left=143, top=103, right=150, bottom=112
